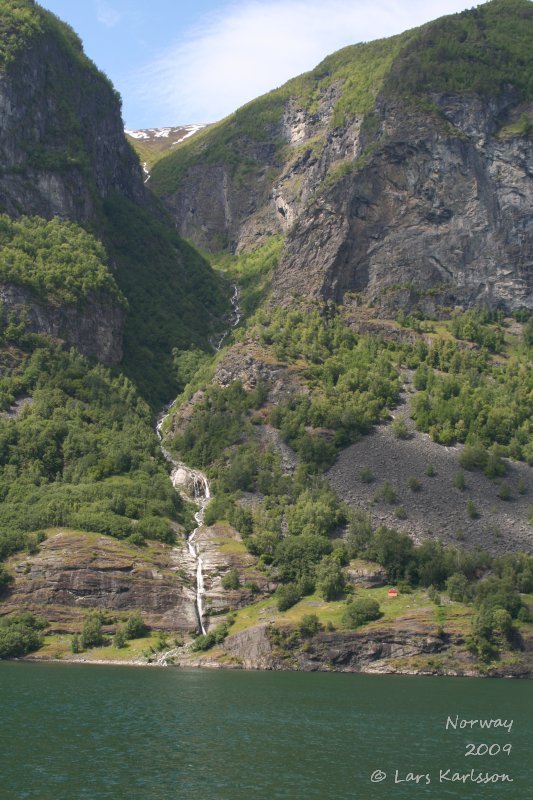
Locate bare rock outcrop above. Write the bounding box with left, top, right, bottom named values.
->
left=2, top=531, right=197, bottom=632
left=0, top=284, right=125, bottom=364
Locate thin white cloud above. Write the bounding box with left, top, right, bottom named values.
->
left=130, top=0, right=475, bottom=126
left=96, top=0, right=121, bottom=29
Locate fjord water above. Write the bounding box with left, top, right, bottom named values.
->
left=1, top=663, right=531, bottom=800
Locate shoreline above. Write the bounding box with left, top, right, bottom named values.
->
left=17, top=652, right=532, bottom=678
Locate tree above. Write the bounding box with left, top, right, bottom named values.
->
left=80, top=614, right=104, bottom=649
left=0, top=565, right=12, bottom=594
left=342, top=597, right=381, bottom=629
left=222, top=568, right=240, bottom=590
left=315, top=556, right=345, bottom=601
left=124, top=614, right=147, bottom=640
left=447, top=572, right=471, bottom=603
left=113, top=627, right=127, bottom=649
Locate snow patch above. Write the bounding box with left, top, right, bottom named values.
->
left=125, top=129, right=149, bottom=140
left=172, top=124, right=207, bottom=145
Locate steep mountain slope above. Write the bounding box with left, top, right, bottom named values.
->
left=151, top=0, right=532, bottom=313
left=0, top=0, right=227, bottom=401
left=0, top=0, right=144, bottom=221
left=148, top=0, right=533, bottom=673
left=0, top=2, right=230, bottom=656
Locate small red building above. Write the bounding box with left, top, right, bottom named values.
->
left=387, top=588, right=399, bottom=598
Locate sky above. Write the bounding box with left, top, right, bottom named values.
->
left=39, top=0, right=478, bottom=129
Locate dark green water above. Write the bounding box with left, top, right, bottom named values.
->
left=0, top=663, right=531, bottom=800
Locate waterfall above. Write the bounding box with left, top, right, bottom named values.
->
left=156, top=284, right=241, bottom=636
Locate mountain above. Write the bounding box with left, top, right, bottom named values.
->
left=0, top=1, right=228, bottom=654
left=0, top=0, right=227, bottom=399
left=151, top=0, right=532, bottom=314
left=149, top=0, right=533, bottom=674
left=0, top=0, right=532, bottom=675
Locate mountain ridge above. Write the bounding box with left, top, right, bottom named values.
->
left=151, top=0, right=532, bottom=314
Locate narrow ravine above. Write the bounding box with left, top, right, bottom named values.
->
left=156, top=284, right=241, bottom=638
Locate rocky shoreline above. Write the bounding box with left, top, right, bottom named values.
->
left=22, top=620, right=533, bottom=678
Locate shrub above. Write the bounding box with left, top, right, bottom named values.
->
left=191, top=621, right=232, bottom=651
left=392, top=415, right=410, bottom=439
left=497, top=482, right=511, bottom=501
left=454, top=471, right=466, bottom=491
left=222, top=568, right=240, bottom=590
left=80, top=614, right=104, bottom=649
left=425, top=464, right=436, bottom=477
left=276, top=583, right=301, bottom=612
left=407, top=476, right=421, bottom=492
left=395, top=505, right=408, bottom=519
left=342, top=597, right=381, bottom=629
left=360, top=467, right=374, bottom=483
left=127, top=532, right=146, bottom=547
left=466, top=500, right=478, bottom=519
left=374, top=481, right=397, bottom=504
left=298, top=614, right=321, bottom=638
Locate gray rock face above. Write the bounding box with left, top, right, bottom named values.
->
left=160, top=82, right=532, bottom=313
left=274, top=95, right=532, bottom=312
left=0, top=284, right=125, bottom=364
left=0, top=31, right=146, bottom=223
left=4, top=531, right=198, bottom=633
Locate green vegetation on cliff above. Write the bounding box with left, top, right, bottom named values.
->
left=0, top=327, right=191, bottom=564
left=0, top=215, right=125, bottom=306
left=102, top=197, right=228, bottom=405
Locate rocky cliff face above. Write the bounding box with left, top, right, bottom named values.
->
left=0, top=25, right=146, bottom=223
left=275, top=94, right=532, bottom=312
left=2, top=530, right=198, bottom=633
left=220, top=621, right=533, bottom=677
left=153, top=1, right=532, bottom=313
left=0, top=283, right=125, bottom=364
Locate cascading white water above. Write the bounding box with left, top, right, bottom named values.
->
left=214, top=285, right=242, bottom=351
left=156, top=413, right=210, bottom=635
left=156, top=285, right=241, bottom=636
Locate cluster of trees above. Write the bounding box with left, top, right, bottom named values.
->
left=172, top=380, right=267, bottom=469
left=0, top=613, right=45, bottom=658
left=0, top=335, right=192, bottom=566
left=406, top=329, right=532, bottom=460
left=71, top=612, right=149, bottom=653
left=448, top=571, right=531, bottom=661
left=250, top=305, right=400, bottom=468
left=386, top=0, right=532, bottom=103
left=173, top=297, right=532, bottom=650
left=0, top=216, right=125, bottom=306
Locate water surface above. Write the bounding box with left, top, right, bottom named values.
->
left=1, top=663, right=531, bottom=800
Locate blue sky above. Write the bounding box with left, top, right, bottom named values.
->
left=39, top=0, right=475, bottom=129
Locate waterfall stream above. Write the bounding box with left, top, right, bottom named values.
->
left=156, top=285, right=241, bottom=637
